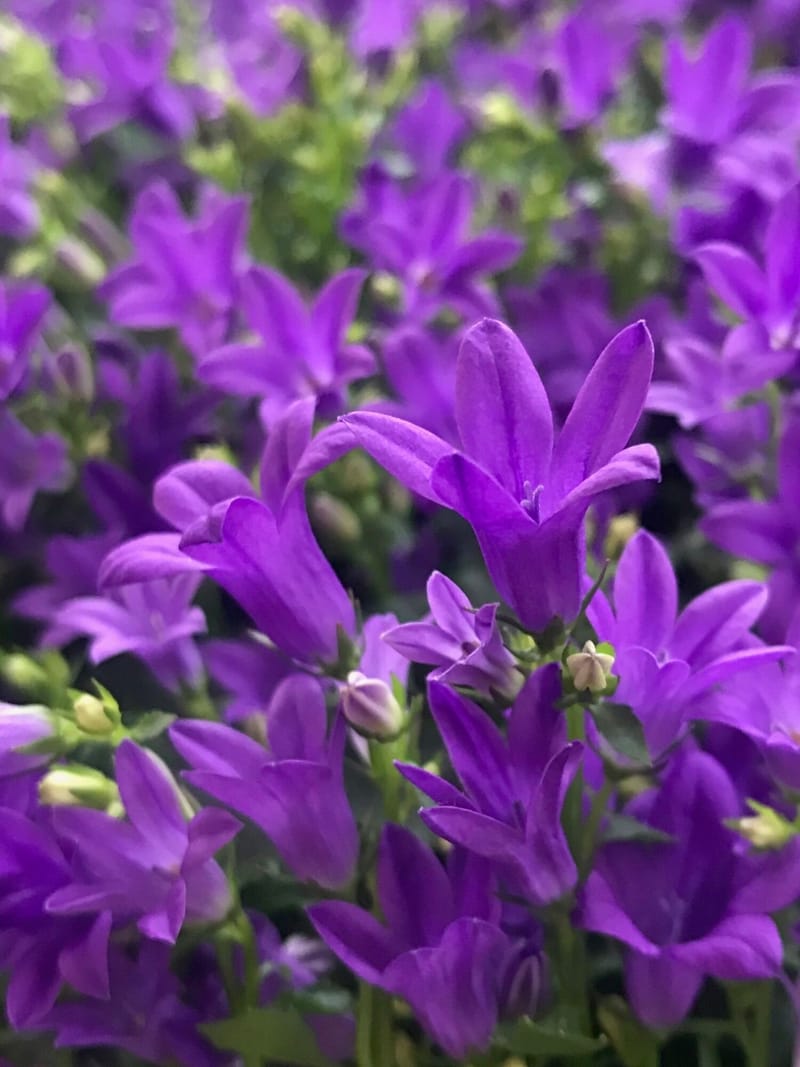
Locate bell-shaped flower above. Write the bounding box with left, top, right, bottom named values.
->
left=340, top=318, right=658, bottom=632
left=398, top=664, right=580, bottom=905
left=170, top=674, right=358, bottom=890
left=309, top=824, right=542, bottom=1059
left=46, top=741, right=239, bottom=944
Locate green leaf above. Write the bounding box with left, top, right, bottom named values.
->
left=590, top=702, right=649, bottom=764
left=128, top=711, right=176, bottom=741
left=498, top=1016, right=606, bottom=1057
left=597, top=996, right=660, bottom=1067
left=602, top=814, right=674, bottom=846
left=202, top=1005, right=334, bottom=1067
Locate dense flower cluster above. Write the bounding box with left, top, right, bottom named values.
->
left=4, top=1, right=800, bottom=1065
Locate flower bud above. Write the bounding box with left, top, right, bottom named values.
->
left=38, top=765, right=118, bottom=809
left=731, top=801, right=797, bottom=850
left=566, top=641, right=615, bottom=693
left=73, top=693, right=116, bottom=736
left=341, top=672, right=405, bottom=740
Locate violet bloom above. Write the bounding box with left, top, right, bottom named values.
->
left=0, top=410, right=69, bottom=531
left=199, top=266, right=373, bottom=425
left=171, top=674, right=359, bottom=889
left=0, top=280, right=50, bottom=400
left=387, top=79, right=469, bottom=179
left=98, top=182, right=249, bottom=359
left=702, top=404, right=800, bottom=641
left=398, top=665, right=580, bottom=905
left=581, top=749, right=800, bottom=1028
left=341, top=318, right=658, bottom=633
left=695, top=183, right=800, bottom=357
left=384, top=570, right=523, bottom=701
left=381, top=326, right=459, bottom=443
left=587, top=530, right=791, bottom=758
left=0, top=808, right=112, bottom=1029
left=56, top=575, right=206, bottom=689
left=647, top=328, right=793, bottom=430
left=310, top=824, right=542, bottom=1059
left=47, top=740, right=239, bottom=943
left=0, top=115, right=39, bottom=239
left=506, top=267, right=616, bottom=414
left=203, top=637, right=292, bottom=724
left=45, top=941, right=222, bottom=1067
left=209, top=0, right=303, bottom=116
left=57, top=6, right=199, bottom=142
left=0, top=704, right=54, bottom=779
left=341, top=166, right=522, bottom=324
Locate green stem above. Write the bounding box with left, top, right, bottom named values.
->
left=564, top=704, right=587, bottom=857
left=747, top=981, right=772, bottom=1067
left=356, top=981, right=395, bottom=1067
left=580, top=778, right=614, bottom=880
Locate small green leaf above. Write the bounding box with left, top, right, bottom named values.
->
left=602, top=814, right=674, bottom=845
left=597, top=995, right=660, bottom=1067
left=591, top=702, right=649, bottom=764
left=498, top=1016, right=606, bottom=1057
left=202, top=1005, right=334, bottom=1067
left=128, top=711, right=176, bottom=741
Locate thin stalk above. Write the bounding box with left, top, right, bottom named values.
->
left=747, top=981, right=772, bottom=1067
left=580, top=778, right=614, bottom=880
left=357, top=981, right=395, bottom=1067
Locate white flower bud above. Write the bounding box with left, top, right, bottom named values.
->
left=566, top=640, right=615, bottom=693
left=73, top=693, right=115, bottom=736
left=38, top=766, right=118, bottom=809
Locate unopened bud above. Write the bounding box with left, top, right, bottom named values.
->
left=566, top=641, right=615, bottom=693
left=311, top=492, right=362, bottom=544
left=2, top=653, right=48, bottom=694
left=342, top=672, right=405, bottom=740
left=38, top=765, right=118, bottom=809
left=73, top=693, right=115, bottom=736
left=604, top=513, right=639, bottom=560
left=731, top=801, right=797, bottom=850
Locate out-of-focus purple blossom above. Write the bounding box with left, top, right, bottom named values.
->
left=0, top=116, right=39, bottom=239
left=588, top=530, right=791, bottom=757
left=381, top=326, right=459, bottom=443
left=398, top=665, right=580, bottom=905
left=581, top=748, right=800, bottom=1027
left=47, top=741, right=239, bottom=943
left=171, top=675, right=359, bottom=889
left=55, top=575, right=206, bottom=689
left=386, top=79, right=469, bottom=179
left=0, top=704, right=54, bottom=779
left=702, top=404, right=800, bottom=641
left=98, top=182, right=249, bottom=359
left=694, top=184, right=800, bottom=359
left=199, top=266, right=373, bottom=425
left=341, top=318, right=658, bottom=632
left=507, top=267, right=616, bottom=415
left=0, top=410, right=70, bottom=531
left=0, top=280, right=51, bottom=400
left=45, top=941, right=224, bottom=1067
left=310, top=824, right=543, bottom=1058
left=384, top=571, right=522, bottom=701
left=203, top=637, right=292, bottom=724
left=342, top=166, right=522, bottom=324
left=57, top=6, right=202, bottom=142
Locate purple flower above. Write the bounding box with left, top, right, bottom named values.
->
left=587, top=530, right=791, bottom=757
left=386, top=79, right=469, bottom=179
left=203, top=637, right=292, bottom=724
left=58, top=7, right=200, bottom=142
left=309, top=824, right=542, bottom=1058
left=340, top=318, right=658, bottom=632
left=383, top=571, right=522, bottom=701
left=98, top=182, right=249, bottom=359
left=0, top=281, right=50, bottom=400
left=0, top=808, right=112, bottom=1029
left=45, top=941, right=223, bottom=1067
left=56, top=575, right=206, bottom=689
left=398, top=665, right=580, bottom=905
left=47, top=740, right=239, bottom=943
left=341, top=166, right=522, bottom=324
left=381, top=326, right=459, bottom=443
left=702, top=404, right=800, bottom=641
left=199, top=266, right=373, bottom=425
left=0, top=116, right=39, bottom=239
left=0, top=704, right=54, bottom=779
left=580, top=748, right=800, bottom=1027
left=0, top=410, right=70, bottom=531
left=171, top=674, right=358, bottom=889
left=694, top=183, right=800, bottom=356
